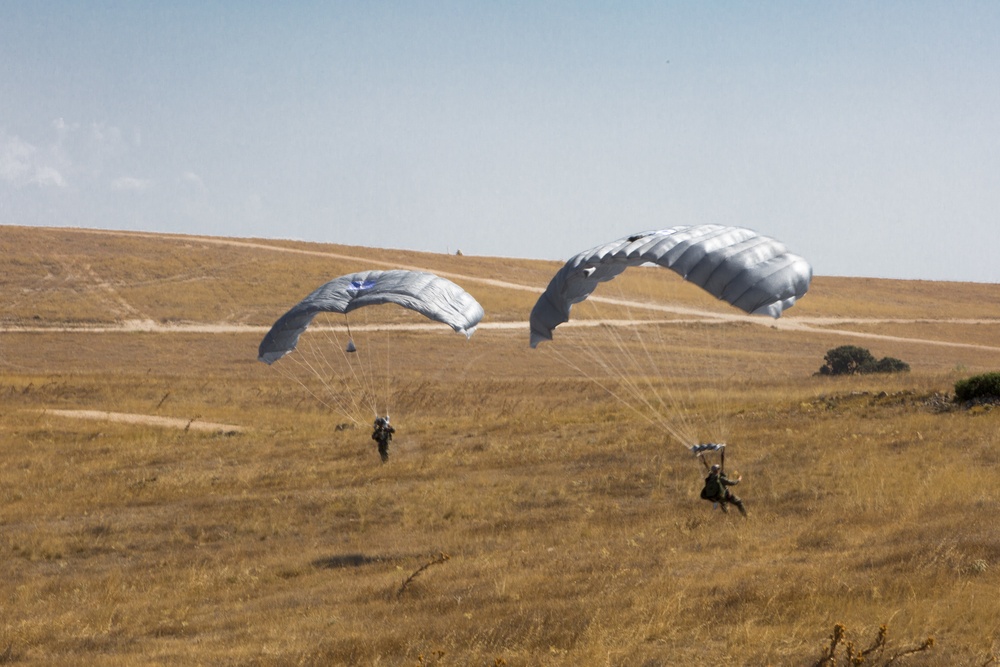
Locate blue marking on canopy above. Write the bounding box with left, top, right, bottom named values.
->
left=348, top=279, right=377, bottom=292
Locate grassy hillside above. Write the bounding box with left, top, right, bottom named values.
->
left=1, top=225, right=999, bottom=666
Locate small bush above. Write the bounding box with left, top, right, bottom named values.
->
left=813, top=622, right=933, bottom=666
left=954, top=372, right=1000, bottom=402
left=872, top=356, right=910, bottom=373
left=818, top=346, right=910, bottom=376
left=818, top=345, right=874, bottom=375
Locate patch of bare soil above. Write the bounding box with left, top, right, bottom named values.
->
left=41, top=409, right=243, bottom=433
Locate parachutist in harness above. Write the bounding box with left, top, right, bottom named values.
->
left=698, top=447, right=747, bottom=517
left=372, top=416, right=395, bottom=463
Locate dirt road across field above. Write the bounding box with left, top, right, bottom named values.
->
left=10, top=229, right=997, bottom=434
left=4, top=228, right=999, bottom=354
left=40, top=409, right=243, bottom=433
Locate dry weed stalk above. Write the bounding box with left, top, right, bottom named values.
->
left=883, top=637, right=934, bottom=666
left=814, top=623, right=933, bottom=666
left=397, top=552, right=451, bottom=599
left=815, top=623, right=847, bottom=666
left=416, top=649, right=445, bottom=665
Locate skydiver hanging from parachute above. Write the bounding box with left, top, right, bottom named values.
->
left=529, top=225, right=812, bottom=512
left=371, top=416, right=395, bottom=463
left=258, top=269, right=484, bottom=464
left=693, top=443, right=747, bottom=516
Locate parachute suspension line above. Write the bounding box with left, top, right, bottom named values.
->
left=572, top=287, right=702, bottom=450
left=340, top=313, right=380, bottom=419
left=691, top=318, right=733, bottom=448
left=546, top=279, right=739, bottom=454
left=548, top=327, right=693, bottom=450
left=270, top=357, right=338, bottom=415
left=546, top=344, right=658, bottom=428
left=548, top=343, right=691, bottom=447
left=278, top=311, right=400, bottom=426
left=272, top=329, right=362, bottom=425
left=331, top=321, right=376, bottom=420
left=378, top=321, right=393, bottom=421
left=304, top=326, right=369, bottom=423
left=607, top=277, right=732, bottom=450
left=590, top=322, right=680, bottom=435
left=658, top=317, right=731, bottom=450
left=268, top=318, right=376, bottom=426
left=612, top=321, right=699, bottom=448
left=357, top=312, right=386, bottom=420
left=607, top=292, right=704, bottom=448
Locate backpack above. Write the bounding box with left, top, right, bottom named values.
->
left=701, top=474, right=722, bottom=500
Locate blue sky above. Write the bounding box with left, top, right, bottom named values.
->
left=2, top=2, right=998, bottom=282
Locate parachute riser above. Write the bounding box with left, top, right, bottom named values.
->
left=691, top=442, right=726, bottom=471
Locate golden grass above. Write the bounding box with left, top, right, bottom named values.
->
left=1, top=225, right=999, bottom=665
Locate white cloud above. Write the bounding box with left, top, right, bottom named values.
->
left=0, top=131, right=67, bottom=188
left=0, top=133, right=34, bottom=182
left=111, top=176, right=152, bottom=191
left=181, top=170, right=206, bottom=192
left=53, top=117, right=80, bottom=138
left=32, top=166, right=67, bottom=187
left=90, top=122, right=124, bottom=147
left=3, top=119, right=149, bottom=192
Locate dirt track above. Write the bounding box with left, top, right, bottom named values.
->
left=4, top=226, right=998, bottom=353
left=9, top=229, right=1000, bottom=435
left=41, top=409, right=243, bottom=433
left=5, top=316, right=1000, bottom=354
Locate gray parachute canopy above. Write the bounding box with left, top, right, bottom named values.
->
left=258, top=269, right=484, bottom=364
left=529, top=225, right=812, bottom=348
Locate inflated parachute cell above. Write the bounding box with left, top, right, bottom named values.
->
left=258, top=269, right=484, bottom=364
left=529, top=225, right=812, bottom=348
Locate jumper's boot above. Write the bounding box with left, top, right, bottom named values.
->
left=733, top=497, right=747, bottom=517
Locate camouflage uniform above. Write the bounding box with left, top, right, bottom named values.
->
left=701, top=470, right=747, bottom=516
left=372, top=418, right=395, bottom=463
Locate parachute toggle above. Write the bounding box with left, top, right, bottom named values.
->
left=690, top=443, right=726, bottom=457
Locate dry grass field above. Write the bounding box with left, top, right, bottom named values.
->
left=1, top=225, right=999, bottom=666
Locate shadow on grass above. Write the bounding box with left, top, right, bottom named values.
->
left=312, top=553, right=384, bottom=569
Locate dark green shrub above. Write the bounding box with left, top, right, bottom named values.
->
left=819, top=345, right=874, bottom=375
left=954, top=372, right=1000, bottom=402
left=818, top=345, right=910, bottom=376
left=872, top=356, right=910, bottom=373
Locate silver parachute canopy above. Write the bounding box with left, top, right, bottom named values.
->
left=529, top=225, right=812, bottom=348
left=259, top=269, right=484, bottom=364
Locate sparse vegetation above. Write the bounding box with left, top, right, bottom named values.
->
left=397, top=552, right=451, bottom=598
left=813, top=623, right=936, bottom=666
left=0, top=226, right=999, bottom=665
left=818, top=345, right=911, bottom=375
left=954, top=372, right=1000, bottom=403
